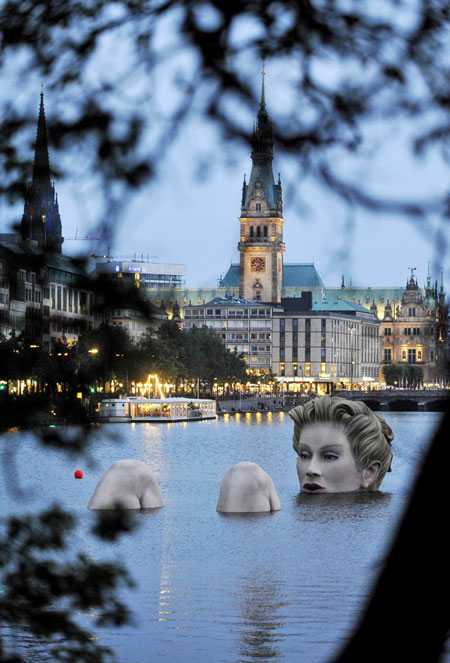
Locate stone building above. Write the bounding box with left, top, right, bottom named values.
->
left=380, top=270, right=448, bottom=385
left=0, top=240, right=95, bottom=350
left=0, top=91, right=95, bottom=349
left=238, top=72, right=285, bottom=303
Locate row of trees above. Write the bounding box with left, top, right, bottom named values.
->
left=0, top=321, right=248, bottom=398
left=382, top=363, right=424, bottom=389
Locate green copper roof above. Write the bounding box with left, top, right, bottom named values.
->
left=311, top=299, right=374, bottom=313
left=220, top=263, right=324, bottom=289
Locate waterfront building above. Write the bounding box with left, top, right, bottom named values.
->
left=0, top=92, right=94, bottom=350
left=183, top=296, right=272, bottom=374
left=0, top=239, right=94, bottom=350
left=176, top=75, right=447, bottom=385
left=380, top=269, right=448, bottom=385
left=272, top=295, right=381, bottom=393
left=182, top=291, right=381, bottom=390
left=107, top=306, right=168, bottom=343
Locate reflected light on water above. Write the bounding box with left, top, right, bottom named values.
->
left=234, top=571, right=286, bottom=662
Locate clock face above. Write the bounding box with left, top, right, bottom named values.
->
left=251, top=257, right=266, bottom=273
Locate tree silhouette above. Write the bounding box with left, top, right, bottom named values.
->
left=1, top=1, right=450, bottom=661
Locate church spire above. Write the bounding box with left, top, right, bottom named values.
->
left=32, top=88, right=51, bottom=189
left=20, top=89, right=63, bottom=253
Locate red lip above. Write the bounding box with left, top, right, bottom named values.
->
left=302, top=483, right=325, bottom=492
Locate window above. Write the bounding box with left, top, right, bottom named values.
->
left=408, top=349, right=416, bottom=363
left=404, top=328, right=411, bottom=335
left=384, top=348, right=392, bottom=362
left=413, top=327, right=420, bottom=336
left=250, top=226, right=254, bottom=237
left=384, top=328, right=391, bottom=336
left=293, top=363, right=298, bottom=376
left=256, top=203, right=261, bottom=211
left=263, top=225, right=268, bottom=237
left=305, top=362, right=311, bottom=376
left=256, top=226, right=261, bottom=237
left=279, top=363, right=285, bottom=376
left=408, top=307, right=416, bottom=317
left=280, top=319, right=285, bottom=328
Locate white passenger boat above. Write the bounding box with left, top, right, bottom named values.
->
left=99, top=396, right=217, bottom=423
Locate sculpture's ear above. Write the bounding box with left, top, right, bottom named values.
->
left=360, top=461, right=381, bottom=489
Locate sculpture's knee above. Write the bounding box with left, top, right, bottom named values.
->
left=87, top=459, right=164, bottom=510
left=216, top=462, right=281, bottom=513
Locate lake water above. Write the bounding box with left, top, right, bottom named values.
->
left=0, top=411, right=442, bottom=662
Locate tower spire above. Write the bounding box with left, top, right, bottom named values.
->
left=20, top=89, right=63, bottom=253
left=238, top=63, right=285, bottom=303
left=260, top=59, right=266, bottom=109
left=32, top=87, right=51, bottom=189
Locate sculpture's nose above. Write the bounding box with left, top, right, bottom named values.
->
left=306, top=457, right=322, bottom=477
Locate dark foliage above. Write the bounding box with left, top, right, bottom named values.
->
left=0, top=506, right=136, bottom=663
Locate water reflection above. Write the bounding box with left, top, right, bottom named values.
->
left=234, top=571, right=286, bottom=662
left=294, top=491, right=392, bottom=523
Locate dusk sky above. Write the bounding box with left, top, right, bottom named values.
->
left=59, top=67, right=447, bottom=293
left=5, top=20, right=449, bottom=294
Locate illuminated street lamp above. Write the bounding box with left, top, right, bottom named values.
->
left=88, top=348, right=99, bottom=355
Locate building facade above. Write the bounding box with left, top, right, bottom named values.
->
left=380, top=271, right=448, bottom=384
left=0, top=92, right=95, bottom=350
left=93, top=259, right=186, bottom=291
left=183, top=297, right=272, bottom=374
left=272, top=298, right=381, bottom=392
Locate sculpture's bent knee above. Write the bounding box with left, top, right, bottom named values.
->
left=216, top=461, right=281, bottom=513
left=87, top=459, right=164, bottom=510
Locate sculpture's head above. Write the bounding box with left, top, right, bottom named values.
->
left=289, top=396, right=394, bottom=493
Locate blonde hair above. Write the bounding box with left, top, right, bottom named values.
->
left=289, top=396, right=394, bottom=491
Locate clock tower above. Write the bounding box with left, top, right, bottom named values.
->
left=238, top=69, right=285, bottom=303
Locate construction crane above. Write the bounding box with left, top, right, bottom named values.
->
left=90, top=246, right=158, bottom=262
left=64, top=227, right=102, bottom=241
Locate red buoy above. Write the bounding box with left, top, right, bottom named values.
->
left=74, top=469, right=83, bottom=479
